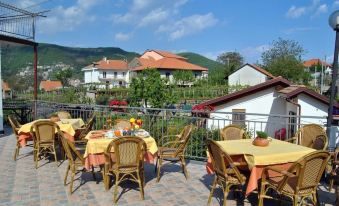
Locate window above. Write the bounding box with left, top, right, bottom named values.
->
left=195, top=73, right=198, bottom=78
left=114, top=72, right=118, bottom=78
left=122, top=72, right=126, bottom=77
left=103, top=72, right=106, bottom=78
left=232, top=109, right=246, bottom=126
left=165, top=72, right=170, bottom=79
left=288, top=111, right=297, bottom=137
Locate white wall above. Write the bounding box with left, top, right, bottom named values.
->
left=208, top=88, right=287, bottom=137
left=83, top=68, right=100, bottom=83
left=228, top=65, right=268, bottom=86
left=83, top=67, right=130, bottom=87
left=297, top=94, right=328, bottom=125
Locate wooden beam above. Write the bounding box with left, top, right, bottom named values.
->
left=0, top=34, right=37, bottom=46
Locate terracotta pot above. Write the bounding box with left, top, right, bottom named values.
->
left=252, top=137, right=269, bottom=147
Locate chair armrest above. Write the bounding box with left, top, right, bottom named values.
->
left=264, top=166, right=296, bottom=178
left=74, top=139, right=88, bottom=144
left=232, top=162, right=248, bottom=167
left=284, top=137, right=297, bottom=143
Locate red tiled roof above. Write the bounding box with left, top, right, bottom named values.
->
left=148, top=50, right=187, bottom=60
left=39, top=80, right=62, bottom=92
left=303, top=59, right=332, bottom=68
left=2, top=81, right=10, bottom=91
left=198, top=76, right=339, bottom=109
left=249, top=64, right=275, bottom=78
left=199, top=77, right=291, bottom=107
left=132, top=57, right=208, bottom=71
left=93, top=60, right=127, bottom=70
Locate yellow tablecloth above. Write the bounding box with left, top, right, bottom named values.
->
left=216, top=139, right=315, bottom=169
left=18, top=118, right=85, bottom=136
left=84, top=131, right=158, bottom=158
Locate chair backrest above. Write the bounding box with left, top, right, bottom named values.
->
left=174, top=124, right=193, bottom=156
left=114, top=119, right=130, bottom=130
left=277, top=151, right=330, bottom=193
left=297, top=124, right=327, bottom=149
left=206, top=139, right=245, bottom=183
left=31, top=120, right=58, bottom=143
left=312, top=135, right=328, bottom=150
left=8, top=115, right=20, bottom=136
left=220, top=124, right=245, bottom=140
left=78, top=115, right=95, bottom=140
left=59, top=131, right=84, bottom=165
left=105, top=136, right=146, bottom=171
left=57, top=111, right=72, bottom=119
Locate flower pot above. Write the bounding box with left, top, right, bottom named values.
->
left=252, top=137, right=269, bottom=147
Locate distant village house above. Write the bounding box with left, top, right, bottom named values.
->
left=2, top=81, right=12, bottom=99
left=39, top=80, right=63, bottom=92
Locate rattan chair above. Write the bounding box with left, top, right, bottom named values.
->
left=57, top=111, right=72, bottom=119
left=74, top=114, right=95, bottom=142
left=206, top=139, right=247, bottom=206
left=103, top=136, right=146, bottom=203
left=220, top=124, right=246, bottom=140
left=286, top=124, right=328, bottom=150
left=8, top=115, right=26, bottom=161
left=113, top=119, right=130, bottom=130
left=59, top=132, right=96, bottom=193
left=258, top=151, right=330, bottom=206
left=156, top=124, right=193, bottom=182
left=329, top=148, right=339, bottom=192
left=30, top=120, right=59, bottom=169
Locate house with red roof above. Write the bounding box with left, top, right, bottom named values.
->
left=39, top=80, right=63, bottom=92
left=129, top=50, right=208, bottom=86
left=2, top=81, right=12, bottom=99
left=82, top=57, right=128, bottom=88
left=227, top=63, right=275, bottom=87
left=196, top=76, right=337, bottom=140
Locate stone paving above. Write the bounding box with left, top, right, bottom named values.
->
left=0, top=129, right=336, bottom=206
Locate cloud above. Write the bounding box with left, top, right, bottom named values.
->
left=283, top=27, right=316, bottom=35
left=37, top=0, right=101, bottom=34
left=334, top=1, right=339, bottom=7
left=285, top=0, right=327, bottom=19
left=157, top=13, right=218, bottom=41
left=240, top=44, right=270, bottom=62
left=138, top=8, right=169, bottom=27
left=286, top=6, right=307, bottom=18
left=114, top=32, right=133, bottom=41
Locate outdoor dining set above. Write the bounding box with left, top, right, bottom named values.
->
left=7, top=112, right=339, bottom=205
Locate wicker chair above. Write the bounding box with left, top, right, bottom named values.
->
left=30, top=120, right=59, bottom=169
left=59, top=132, right=96, bottom=193
left=329, top=148, right=339, bottom=192
left=113, top=119, right=130, bottom=130
left=258, top=151, right=330, bottom=206
left=8, top=115, right=26, bottom=161
left=57, top=111, right=72, bottom=119
left=103, top=136, right=146, bottom=203
left=220, top=124, right=246, bottom=140
left=156, top=124, right=193, bottom=182
left=74, top=114, right=95, bottom=142
left=286, top=124, right=328, bottom=150
left=206, top=139, right=247, bottom=206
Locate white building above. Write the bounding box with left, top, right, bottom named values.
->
left=129, top=50, right=208, bottom=86
left=82, top=57, right=129, bottom=88
left=227, top=63, right=275, bottom=87
left=197, top=77, right=336, bottom=139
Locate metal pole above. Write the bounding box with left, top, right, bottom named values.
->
left=326, top=30, right=339, bottom=141
left=0, top=44, right=4, bottom=134
left=33, top=44, right=38, bottom=119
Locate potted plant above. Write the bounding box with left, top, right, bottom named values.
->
left=252, top=131, right=269, bottom=147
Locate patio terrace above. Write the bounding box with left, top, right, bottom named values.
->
left=0, top=129, right=336, bottom=206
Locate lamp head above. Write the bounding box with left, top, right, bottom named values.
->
left=329, top=10, right=339, bottom=30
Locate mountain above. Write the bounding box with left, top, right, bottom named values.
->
left=1, top=43, right=223, bottom=83
left=177, top=52, right=224, bottom=70
left=2, top=43, right=140, bottom=79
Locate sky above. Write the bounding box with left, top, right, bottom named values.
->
left=7, top=0, right=339, bottom=63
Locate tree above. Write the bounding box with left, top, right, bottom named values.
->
left=54, top=68, right=73, bottom=88
left=129, top=68, right=177, bottom=108
left=217, top=51, right=244, bottom=75
left=173, top=70, right=194, bottom=86
left=261, top=38, right=310, bottom=83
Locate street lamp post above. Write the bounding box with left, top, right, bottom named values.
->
left=327, top=10, right=339, bottom=146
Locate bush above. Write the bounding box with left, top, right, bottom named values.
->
left=96, top=95, right=110, bottom=105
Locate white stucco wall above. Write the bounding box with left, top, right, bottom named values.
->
left=297, top=94, right=328, bottom=125
left=83, top=66, right=130, bottom=87
left=208, top=88, right=287, bottom=137
left=228, top=65, right=268, bottom=86
left=83, top=68, right=100, bottom=83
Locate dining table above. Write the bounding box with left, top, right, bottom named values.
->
left=83, top=130, right=158, bottom=170
left=18, top=118, right=85, bottom=147
left=206, top=139, right=315, bottom=195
